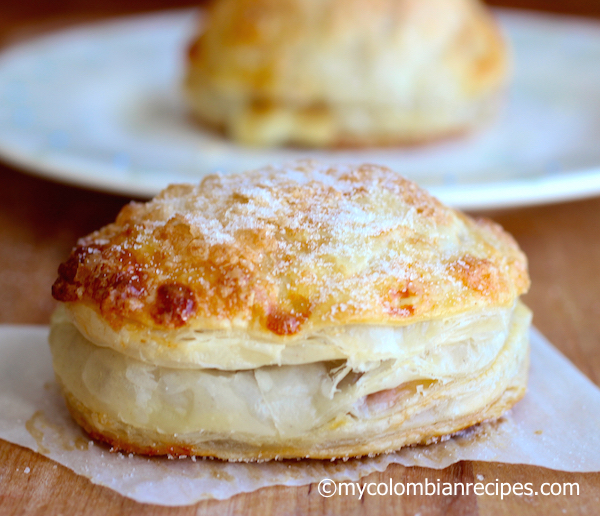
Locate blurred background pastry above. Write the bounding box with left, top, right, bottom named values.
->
left=184, top=0, right=510, bottom=147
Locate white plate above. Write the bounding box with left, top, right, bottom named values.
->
left=1, top=9, right=600, bottom=209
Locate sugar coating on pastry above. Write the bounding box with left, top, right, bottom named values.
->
left=52, top=161, right=528, bottom=335
left=184, top=0, right=510, bottom=147
left=50, top=161, right=531, bottom=460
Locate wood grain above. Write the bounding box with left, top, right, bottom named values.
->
left=1, top=1, right=599, bottom=514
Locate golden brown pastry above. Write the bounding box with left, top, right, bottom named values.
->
left=184, top=0, right=510, bottom=147
left=49, top=161, right=530, bottom=461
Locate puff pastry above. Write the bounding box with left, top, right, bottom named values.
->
left=184, top=0, right=510, bottom=147
left=50, top=161, right=530, bottom=460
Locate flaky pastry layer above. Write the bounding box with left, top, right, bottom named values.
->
left=49, top=302, right=530, bottom=460
left=61, top=300, right=515, bottom=371
left=184, top=81, right=503, bottom=148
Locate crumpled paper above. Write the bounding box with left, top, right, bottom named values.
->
left=0, top=326, right=598, bottom=506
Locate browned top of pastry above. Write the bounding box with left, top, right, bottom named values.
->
left=52, top=162, right=529, bottom=336
left=188, top=0, right=507, bottom=104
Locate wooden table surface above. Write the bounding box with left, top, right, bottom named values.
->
left=1, top=1, right=600, bottom=514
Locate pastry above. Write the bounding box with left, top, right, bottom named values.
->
left=49, top=161, right=530, bottom=461
left=184, top=0, right=510, bottom=147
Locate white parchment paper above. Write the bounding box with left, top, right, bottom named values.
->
left=0, top=326, right=599, bottom=506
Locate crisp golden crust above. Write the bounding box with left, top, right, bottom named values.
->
left=184, top=0, right=509, bottom=147
left=52, top=162, right=529, bottom=336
